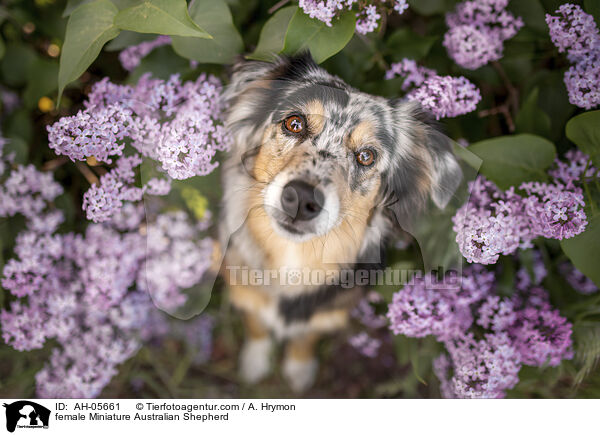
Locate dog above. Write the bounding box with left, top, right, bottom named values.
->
left=218, top=53, right=462, bottom=393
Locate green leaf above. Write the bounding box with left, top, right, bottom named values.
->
left=468, top=134, right=556, bottom=189
left=515, top=87, right=551, bottom=138
left=114, top=0, right=211, bottom=38
left=407, top=0, right=453, bottom=15
left=283, top=9, right=355, bottom=64
left=247, top=5, right=297, bottom=61
left=171, top=0, right=242, bottom=64
left=508, top=0, right=547, bottom=33
left=561, top=215, right=600, bottom=287
left=584, top=0, right=600, bottom=25
left=62, top=0, right=93, bottom=17
left=105, top=30, right=156, bottom=51
left=384, top=28, right=437, bottom=62
left=566, top=110, right=600, bottom=168
left=58, top=0, right=120, bottom=100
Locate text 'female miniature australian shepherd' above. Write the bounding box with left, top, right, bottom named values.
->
left=217, top=53, right=462, bottom=393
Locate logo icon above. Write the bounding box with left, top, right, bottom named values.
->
left=3, top=401, right=50, bottom=433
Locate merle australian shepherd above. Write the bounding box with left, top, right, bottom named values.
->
left=217, top=53, right=462, bottom=392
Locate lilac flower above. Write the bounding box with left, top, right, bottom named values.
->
left=388, top=264, right=573, bottom=398
left=546, top=4, right=600, bottom=109
left=559, top=262, right=598, bottom=294
left=521, top=182, right=588, bottom=240
left=387, top=269, right=491, bottom=341
left=386, top=59, right=481, bottom=119
left=409, top=76, right=482, bottom=120
left=119, top=35, right=171, bottom=72
left=549, top=149, right=598, bottom=185
left=352, top=291, right=388, bottom=329
left=443, top=332, right=521, bottom=398
left=0, top=163, right=63, bottom=223
left=546, top=3, right=600, bottom=63
left=444, top=0, right=524, bottom=70
left=452, top=178, right=528, bottom=264
left=138, top=211, right=214, bottom=313
left=356, top=5, right=381, bottom=35
left=1, top=135, right=216, bottom=397
left=563, top=57, right=600, bottom=110
left=385, top=59, right=436, bottom=90
left=443, top=25, right=503, bottom=70
left=47, top=73, right=230, bottom=222
left=510, top=297, right=574, bottom=367
left=297, top=0, right=409, bottom=35
left=82, top=155, right=144, bottom=223
left=349, top=332, right=381, bottom=358
left=453, top=150, right=592, bottom=265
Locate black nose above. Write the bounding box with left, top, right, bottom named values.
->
left=281, top=180, right=324, bottom=221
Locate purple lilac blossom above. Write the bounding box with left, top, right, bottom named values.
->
left=453, top=151, right=592, bottom=265
left=559, top=262, right=598, bottom=294
left=546, top=4, right=600, bottom=109
left=388, top=265, right=573, bottom=398
left=47, top=73, right=230, bottom=222
left=138, top=211, right=214, bottom=313
left=385, top=59, right=481, bottom=119
left=443, top=0, right=524, bottom=70
left=0, top=139, right=216, bottom=397
left=298, top=0, right=409, bottom=35
left=348, top=332, right=381, bottom=358
left=119, top=35, right=171, bottom=72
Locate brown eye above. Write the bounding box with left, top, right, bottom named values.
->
left=284, top=115, right=305, bottom=134
left=356, top=149, right=375, bottom=166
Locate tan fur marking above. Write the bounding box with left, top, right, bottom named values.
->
left=252, top=126, right=292, bottom=183
left=210, top=239, right=222, bottom=274
left=285, top=333, right=319, bottom=361
left=243, top=312, right=269, bottom=340
left=304, top=100, right=326, bottom=136
left=347, top=120, right=378, bottom=152
left=308, top=309, right=349, bottom=332
left=412, top=144, right=434, bottom=199
left=229, top=284, right=271, bottom=312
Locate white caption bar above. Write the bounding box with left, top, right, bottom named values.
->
left=1, top=399, right=598, bottom=434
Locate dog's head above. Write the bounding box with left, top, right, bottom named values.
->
left=223, top=54, right=461, bottom=248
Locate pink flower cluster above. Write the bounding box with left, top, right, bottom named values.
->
left=119, top=35, right=171, bottom=72
left=385, top=59, right=481, bottom=119
left=443, top=0, right=523, bottom=70
left=546, top=4, right=600, bottom=110
left=298, top=0, right=409, bottom=35
left=388, top=263, right=573, bottom=398
left=0, top=138, right=215, bottom=398
left=47, top=73, right=230, bottom=222
left=453, top=150, right=593, bottom=265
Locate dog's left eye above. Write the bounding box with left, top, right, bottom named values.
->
left=283, top=115, right=305, bottom=134
left=356, top=148, right=376, bottom=166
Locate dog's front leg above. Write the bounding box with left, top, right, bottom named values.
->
left=282, top=332, right=320, bottom=393
left=239, top=311, right=273, bottom=384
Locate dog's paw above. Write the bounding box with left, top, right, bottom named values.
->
left=239, top=338, right=272, bottom=384
left=282, top=358, right=318, bottom=393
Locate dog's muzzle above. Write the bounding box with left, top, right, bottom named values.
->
left=280, top=180, right=325, bottom=221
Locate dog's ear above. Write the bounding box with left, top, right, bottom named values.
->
left=223, top=52, right=319, bottom=111
left=383, top=99, right=462, bottom=227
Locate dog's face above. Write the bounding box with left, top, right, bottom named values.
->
left=224, top=54, right=461, bottom=249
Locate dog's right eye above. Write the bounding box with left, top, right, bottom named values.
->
left=283, top=115, right=305, bottom=134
